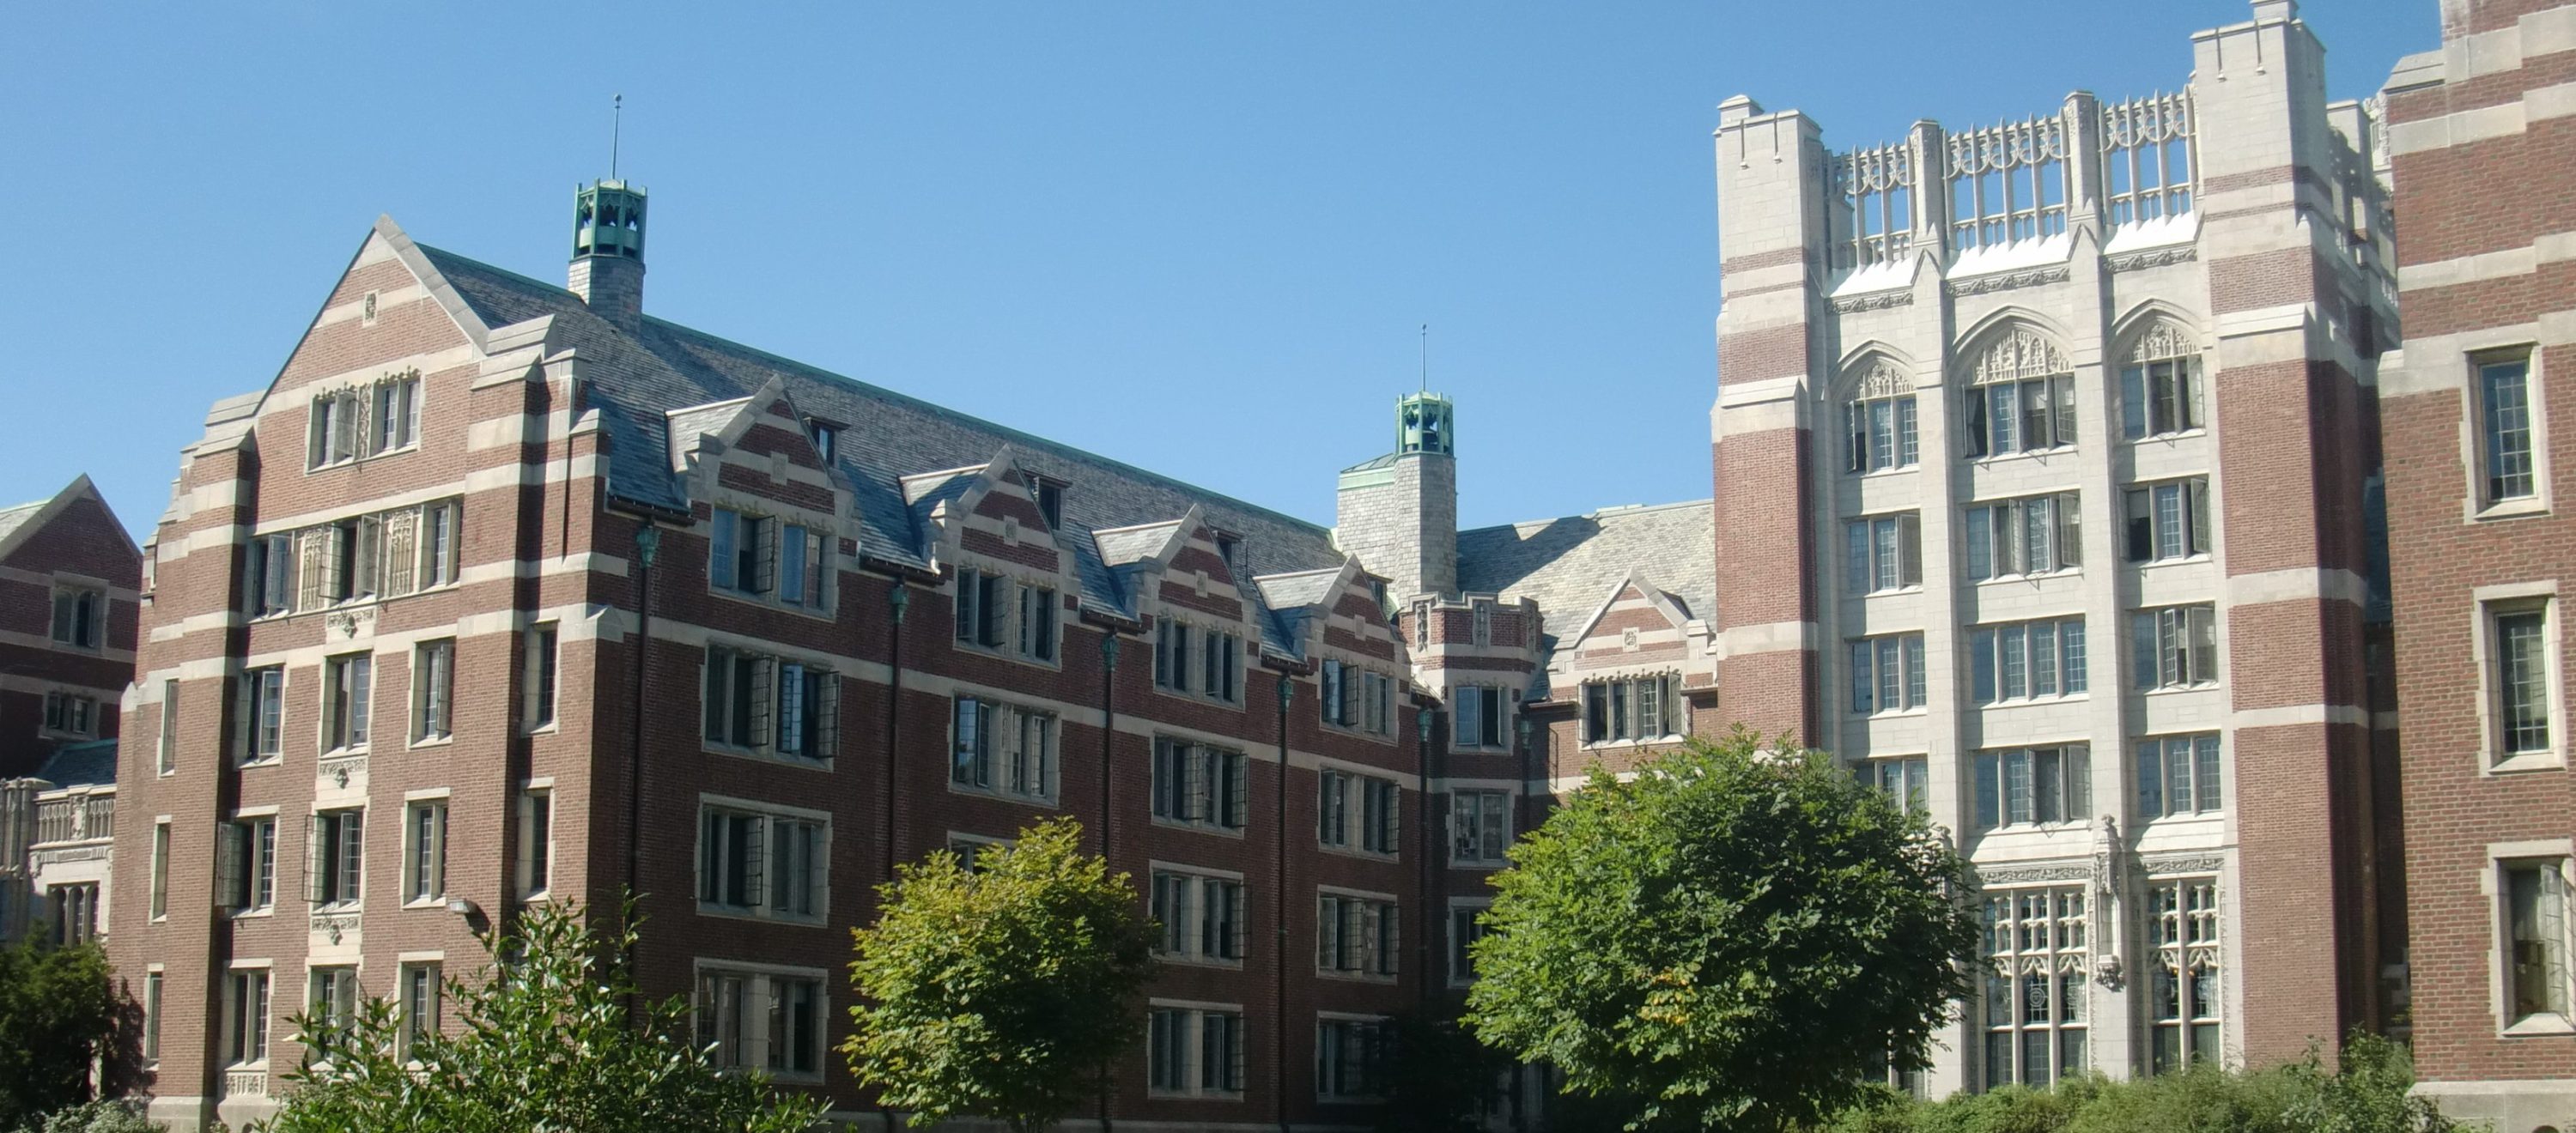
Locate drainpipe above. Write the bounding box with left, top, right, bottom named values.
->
left=1419, top=703, right=1439, bottom=1007
left=878, top=581, right=908, bottom=1133
left=1512, top=713, right=1536, bottom=1133
left=1274, top=672, right=1293, bottom=1133
left=622, top=522, right=659, bottom=1023
left=1098, top=631, right=1119, bottom=1133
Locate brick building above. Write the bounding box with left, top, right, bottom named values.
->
left=2381, top=0, right=2576, bottom=1127
left=0, top=476, right=141, bottom=780
left=1708, top=0, right=2403, bottom=1095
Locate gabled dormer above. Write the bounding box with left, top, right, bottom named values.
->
left=668, top=376, right=852, bottom=616
left=1096, top=506, right=1261, bottom=708
left=1261, top=556, right=1408, bottom=742
left=916, top=447, right=1081, bottom=668
left=1556, top=572, right=1716, bottom=750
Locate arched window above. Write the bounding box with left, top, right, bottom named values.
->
left=1962, top=328, right=2073, bottom=458
left=1842, top=357, right=1919, bottom=474
left=2121, top=322, right=2205, bottom=440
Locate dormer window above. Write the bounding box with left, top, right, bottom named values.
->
left=1029, top=479, right=1066, bottom=530
left=710, top=508, right=775, bottom=597
left=49, top=585, right=102, bottom=649
left=956, top=567, right=1057, bottom=663
left=806, top=421, right=840, bottom=464
left=1215, top=533, right=1242, bottom=573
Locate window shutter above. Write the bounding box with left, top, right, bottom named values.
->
left=1317, top=773, right=1334, bottom=843
left=711, top=512, right=738, bottom=591
left=1359, top=904, right=1380, bottom=972
left=1321, top=660, right=1340, bottom=723
left=1382, top=904, right=1400, bottom=974
left=957, top=570, right=978, bottom=643
left=2057, top=493, right=2083, bottom=568
left=2131, top=613, right=2158, bottom=690
left=216, top=826, right=244, bottom=909
left=1384, top=784, right=1401, bottom=849
left=308, top=398, right=329, bottom=468
left=307, top=817, right=329, bottom=905
left=1188, top=747, right=1212, bottom=821
left=749, top=658, right=775, bottom=749
left=1230, top=884, right=1247, bottom=960
left=1203, top=627, right=1220, bottom=695
left=1482, top=797, right=1508, bottom=857
left=1153, top=621, right=1170, bottom=685
left=49, top=591, right=72, bottom=642
left=342, top=812, right=364, bottom=903
left=383, top=510, right=418, bottom=595
left=743, top=816, right=767, bottom=909
left=780, top=527, right=807, bottom=605
left=1342, top=900, right=1364, bottom=971
left=752, top=519, right=778, bottom=595
left=404, top=380, right=424, bottom=447
left=1316, top=896, right=1336, bottom=969
left=2188, top=479, right=2213, bottom=556
left=299, top=529, right=331, bottom=610
left=816, top=672, right=841, bottom=757
left=1224, top=753, right=1248, bottom=827
left=1018, top=585, right=1036, bottom=656
left=1456, top=688, right=1480, bottom=750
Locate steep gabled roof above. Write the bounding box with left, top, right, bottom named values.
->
left=385, top=224, right=1342, bottom=585
left=0, top=476, right=137, bottom=565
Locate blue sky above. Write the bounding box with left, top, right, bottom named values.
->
left=0, top=1, right=2427, bottom=538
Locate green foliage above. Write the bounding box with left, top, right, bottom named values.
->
left=1802, top=1033, right=2483, bottom=1133
left=1375, top=1005, right=1516, bottom=1133
left=844, top=817, right=1156, bottom=1133
left=255, top=896, right=823, bottom=1133
left=0, top=936, right=116, bottom=1128
left=10, top=1099, right=163, bottom=1133
left=1465, top=729, right=1979, bottom=1132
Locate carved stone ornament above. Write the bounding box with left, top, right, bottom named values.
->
left=1947, top=266, right=2071, bottom=297
left=2126, top=320, right=2197, bottom=363
left=2142, top=853, right=2227, bottom=876
left=1971, top=860, right=2093, bottom=886
left=2108, top=245, right=2198, bottom=273
left=1968, top=326, right=2069, bottom=385
left=311, top=910, right=361, bottom=944
left=1831, top=288, right=1916, bottom=314
left=1847, top=357, right=1916, bottom=400
left=320, top=754, right=368, bottom=790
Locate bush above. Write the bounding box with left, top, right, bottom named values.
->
left=13, top=1100, right=161, bottom=1133
left=1798, top=1033, right=2481, bottom=1133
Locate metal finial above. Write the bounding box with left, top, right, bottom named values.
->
left=611, top=94, right=623, bottom=179
left=1419, top=324, right=1428, bottom=393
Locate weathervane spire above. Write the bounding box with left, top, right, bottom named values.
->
left=611, top=94, right=623, bottom=179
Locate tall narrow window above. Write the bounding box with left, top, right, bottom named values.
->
left=157, top=680, right=179, bottom=774
left=227, top=969, right=272, bottom=1067
left=143, top=971, right=163, bottom=1063
left=2494, top=602, right=2555, bottom=761
left=2506, top=860, right=2573, bottom=1025
left=2148, top=878, right=2223, bottom=1069
left=217, top=816, right=277, bottom=912
left=48, top=585, right=102, bottom=649
left=323, top=653, right=372, bottom=753
left=2482, top=354, right=2539, bottom=505
left=414, top=639, right=455, bottom=742
left=399, top=963, right=440, bottom=1061
left=517, top=789, right=554, bottom=899
left=522, top=624, right=559, bottom=730
left=309, top=809, right=365, bottom=908
left=405, top=800, right=449, bottom=904
left=1982, top=888, right=2088, bottom=1088
left=150, top=820, right=171, bottom=919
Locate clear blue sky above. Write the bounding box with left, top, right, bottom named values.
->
left=0, top=1, right=2427, bottom=538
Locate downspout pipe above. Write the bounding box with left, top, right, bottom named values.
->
left=1418, top=701, right=1440, bottom=1007
left=1275, top=671, right=1294, bottom=1133
left=622, top=522, right=659, bottom=1023
left=1099, top=631, right=1120, bottom=1133
left=879, top=581, right=908, bottom=1133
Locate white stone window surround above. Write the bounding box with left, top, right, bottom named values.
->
left=1316, top=884, right=1402, bottom=983
left=947, top=688, right=1060, bottom=805
left=2458, top=343, right=2553, bottom=523
left=698, top=635, right=842, bottom=772
left=303, top=368, right=425, bottom=472
left=1315, top=653, right=1401, bottom=744
left=1959, top=326, right=2079, bottom=464
left=690, top=957, right=831, bottom=1082
left=1150, top=611, right=1245, bottom=707
left=956, top=555, right=1067, bottom=673
left=2483, top=839, right=2576, bottom=1037
left=705, top=488, right=841, bottom=621
left=1148, top=860, right=1249, bottom=969
left=1577, top=664, right=1693, bottom=746
left=2474, top=581, right=2568, bottom=774
left=1447, top=896, right=1493, bottom=988
left=1146, top=997, right=1249, bottom=1099
left=693, top=792, right=833, bottom=927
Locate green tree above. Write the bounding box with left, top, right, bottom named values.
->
left=1375, top=1004, right=1515, bottom=1133
left=0, top=936, right=115, bottom=1128
left=1465, top=729, right=1979, bottom=1131
left=256, top=896, right=822, bottom=1133
left=844, top=817, right=1156, bottom=1133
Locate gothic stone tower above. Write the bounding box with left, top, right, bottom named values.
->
left=1710, top=0, right=2400, bottom=1095
left=1336, top=391, right=1460, bottom=603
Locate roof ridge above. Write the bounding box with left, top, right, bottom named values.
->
left=1462, top=497, right=1713, bottom=537
left=415, top=243, right=579, bottom=300
left=638, top=315, right=1332, bottom=537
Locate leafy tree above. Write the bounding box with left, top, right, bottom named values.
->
left=0, top=936, right=115, bottom=1127
left=1465, top=729, right=1979, bottom=1132
left=255, top=896, right=822, bottom=1133
left=844, top=817, right=1156, bottom=1133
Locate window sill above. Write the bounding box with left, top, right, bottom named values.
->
left=963, top=642, right=1067, bottom=673
left=1854, top=585, right=1925, bottom=598
left=1150, top=816, right=1248, bottom=839
left=1976, top=820, right=2092, bottom=836
left=1318, top=969, right=1399, bottom=985
left=2140, top=811, right=2225, bottom=826
left=1975, top=694, right=2090, bottom=709
left=1849, top=709, right=1929, bottom=721
left=228, top=907, right=275, bottom=920
left=1971, top=569, right=2082, bottom=587
left=1580, top=734, right=1688, bottom=750
left=403, top=897, right=448, bottom=911
left=1319, top=844, right=1400, bottom=864
left=704, top=743, right=834, bottom=772
left=1149, top=684, right=1244, bottom=711
left=2129, top=428, right=2208, bottom=445
left=2136, top=554, right=2215, bottom=569
left=2139, top=683, right=2222, bottom=696
left=2503, top=1013, right=2576, bottom=1037
left=1148, top=1090, right=1247, bottom=1102
left=410, top=736, right=454, bottom=749
left=2485, top=751, right=2566, bottom=776
left=2476, top=498, right=2551, bottom=523
left=1153, top=954, right=1246, bottom=971
left=1449, top=857, right=1510, bottom=870
left=947, top=781, right=1058, bottom=807
left=1967, top=445, right=2079, bottom=467
left=1319, top=724, right=1399, bottom=743
left=321, top=745, right=368, bottom=760
left=522, top=724, right=562, bottom=737
left=1846, top=464, right=1923, bottom=478
left=709, top=585, right=839, bottom=621
left=236, top=758, right=284, bottom=770
left=695, top=904, right=828, bottom=927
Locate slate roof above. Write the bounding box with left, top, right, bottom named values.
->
left=1456, top=498, right=1715, bottom=683
left=0, top=499, right=44, bottom=549
left=33, top=740, right=116, bottom=790
left=412, top=244, right=1344, bottom=587
left=387, top=227, right=1361, bottom=645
